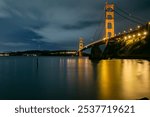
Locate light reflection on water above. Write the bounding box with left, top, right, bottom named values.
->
left=97, top=59, right=150, bottom=99
left=66, top=58, right=150, bottom=99
left=0, top=57, right=149, bottom=99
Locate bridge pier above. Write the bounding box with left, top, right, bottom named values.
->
left=78, top=51, right=83, bottom=57
left=89, top=46, right=102, bottom=60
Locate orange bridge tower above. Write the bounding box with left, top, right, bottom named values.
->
left=78, top=37, right=84, bottom=57
left=105, top=1, right=115, bottom=40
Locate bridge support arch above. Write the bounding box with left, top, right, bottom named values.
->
left=89, top=46, right=102, bottom=60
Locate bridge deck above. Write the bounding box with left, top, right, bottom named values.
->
left=78, top=22, right=150, bottom=52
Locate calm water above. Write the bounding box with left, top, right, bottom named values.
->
left=0, top=56, right=150, bottom=100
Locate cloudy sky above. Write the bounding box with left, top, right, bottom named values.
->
left=0, top=0, right=149, bottom=51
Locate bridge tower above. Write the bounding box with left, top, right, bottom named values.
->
left=78, top=37, right=84, bottom=57
left=105, top=1, right=115, bottom=41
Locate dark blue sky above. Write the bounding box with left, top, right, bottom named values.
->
left=0, top=0, right=149, bottom=51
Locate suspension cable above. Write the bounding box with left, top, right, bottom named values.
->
left=92, top=10, right=105, bottom=41
left=115, top=4, right=146, bottom=23
left=114, top=10, right=143, bottom=25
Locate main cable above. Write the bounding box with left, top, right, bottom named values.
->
left=115, top=4, right=146, bottom=24
left=114, top=10, right=143, bottom=25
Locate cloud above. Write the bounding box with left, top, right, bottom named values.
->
left=0, top=42, right=29, bottom=47
left=62, top=20, right=101, bottom=30
left=0, top=0, right=149, bottom=51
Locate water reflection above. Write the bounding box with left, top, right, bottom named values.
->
left=97, top=59, right=150, bottom=99
left=0, top=57, right=150, bottom=99
left=121, top=60, right=150, bottom=99
left=65, top=57, right=95, bottom=99
left=97, top=60, right=123, bottom=99
left=65, top=58, right=150, bottom=99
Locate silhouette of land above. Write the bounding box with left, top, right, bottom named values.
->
left=0, top=50, right=89, bottom=57
left=102, top=34, right=150, bottom=60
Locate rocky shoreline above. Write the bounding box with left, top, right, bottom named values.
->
left=89, top=33, right=150, bottom=61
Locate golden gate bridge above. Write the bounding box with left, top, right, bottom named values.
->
left=77, top=1, right=150, bottom=58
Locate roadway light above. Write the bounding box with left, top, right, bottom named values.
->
left=128, top=35, right=131, bottom=39
left=137, top=25, right=140, bottom=28
left=138, top=33, right=141, bottom=36
left=144, top=31, right=147, bottom=35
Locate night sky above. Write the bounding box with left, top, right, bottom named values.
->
left=0, top=0, right=149, bottom=51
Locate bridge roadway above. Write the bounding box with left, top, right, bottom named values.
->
left=78, top=22, right=150, bottom=52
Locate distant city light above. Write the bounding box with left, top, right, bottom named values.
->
left=133, top=35, right=136, bottom=37
left=124, top=36, right=127, bottom=39
left=124, top=31, right=126, bottom=33
left=119, top=32, right=121, bottom=35
left=130, top=28, right=133, bottom=31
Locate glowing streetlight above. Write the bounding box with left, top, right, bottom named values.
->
left=138, top=33, right=141, bottom=36
left=124, top=36, right=127, bottom=39
left=124, top=30, right=126, bottom=33
left=137, top=25, right=140, bottom=28
left=128, top=35, right=131, bottom=39
left=133, top=35, right=136, bottom=37
left=144, top=31, right=147, bottom=35
left=130, top=28, right=133, bottom=31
